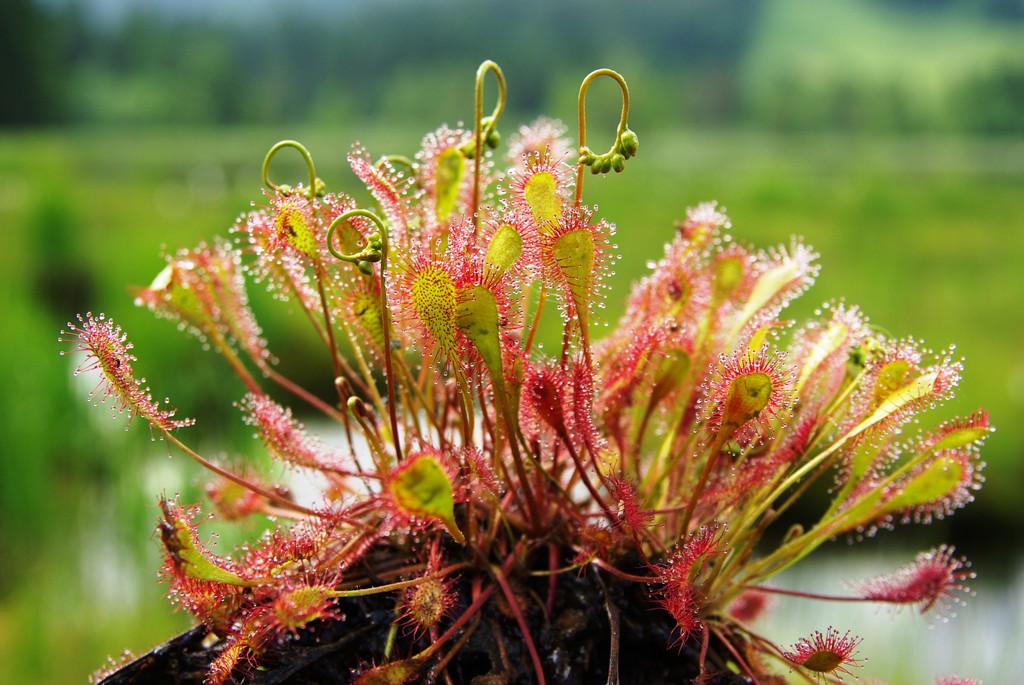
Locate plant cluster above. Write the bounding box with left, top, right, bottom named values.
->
left=65, top=63, right=987, bottom=684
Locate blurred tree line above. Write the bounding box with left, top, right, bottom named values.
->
left=5, top=0, right=1024, bottom=132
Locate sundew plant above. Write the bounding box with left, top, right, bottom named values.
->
left=65, top=63, right=987, bottom=685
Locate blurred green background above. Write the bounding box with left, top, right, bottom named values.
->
left=2, top=0, right=1022, bottom=682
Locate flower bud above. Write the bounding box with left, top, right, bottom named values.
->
left=619, top=128, right=639, bottom=157
left=486, top=127, right=502, bottom=149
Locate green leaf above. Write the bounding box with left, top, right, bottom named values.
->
left=847, top=371, right=940, bottom=441
left=410, top=266, right=458, bottom=356
left=524, top=171, right=560, bottom=231
left=435, top=147, right=465, bottom=222
left=932, top=426, right=989, bottom=451
left=276, top=205, right=318, bottom=258
left=729, top=258, right=802, bottom=339
left=722, top=371, right=772, bottom=429
left=389, top=453, right=465, bottom=544
left=351, top=289, right=386, bottom=351
left=353, top=657, right=423, bottom=685
left=456, top=285, right=504, bottom=391
left=712, top=256, right=744, bottom=303
left=649, top=349, right=691, bottom=409
left=873, top=359, right=911, bottom=407
left=159, top=504, right=254, bottom=587
left=795, top=320, right=849, bottom=394
left=885, top=455, right=963, bottom=513
left=484, top=224, right=523, bottom=279
left=848, top=442, right=881, bottom=484
left=552, top=228, right=595, bottom=339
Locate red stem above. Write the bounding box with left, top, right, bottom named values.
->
left=711, top=624, right=763, bottom=685
left=491, top=565, right=547, bottom=685
left=377, top=242, right=404, bottom=462
left=680, top=429, right=730, bottom=534
left=423, top=585, right=496, bottom=661
left=741, top=584, right=864, bottom=603
left=267, top=368, right=346, bottom=421
left=588, top=557, right=651, bottom=583
left=162, top=431, right=315, bottom=516
left=546, top=543, right=558, bottom=616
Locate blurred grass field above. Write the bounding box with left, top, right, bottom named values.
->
left=4, top=0, right=1024, bottom=681
left=2, top=125, right=1023, bottom=684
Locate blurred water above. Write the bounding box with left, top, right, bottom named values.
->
left=757, top=551, right=1023, bottom=684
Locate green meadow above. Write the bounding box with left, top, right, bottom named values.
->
left=3, top=2, right=1024, bottom=683
left=1, top=125, right=1022, bottom=683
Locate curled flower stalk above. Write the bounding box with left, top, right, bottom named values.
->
left=70, top=62, right=987, bottom=685
left=574, top=68, right=639, bottom=205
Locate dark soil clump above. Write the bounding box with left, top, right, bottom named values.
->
left=98, top=561, right=752, bottom=685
